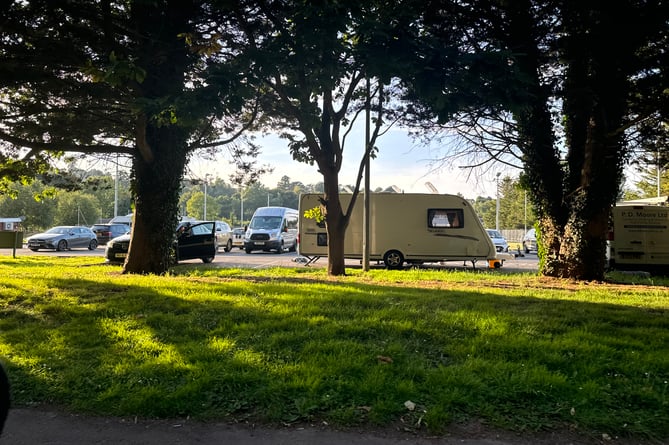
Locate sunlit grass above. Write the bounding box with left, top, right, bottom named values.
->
left=0, top=256, right=668, bottom=441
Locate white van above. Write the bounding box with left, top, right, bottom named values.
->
left=244, top=206, right=299, bottom=254
left=298, top=193, right=504, bottom=269
left=608, top=204, right=669, bottom=272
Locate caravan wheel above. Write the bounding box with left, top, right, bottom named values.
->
left=383, top=250, right=404, bottom=269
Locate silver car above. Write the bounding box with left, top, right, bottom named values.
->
left=522, top=228, right=537, bottom=253
left=26, top=226, right=98, bottom=251
left=486, top=229, right=509, bottom=253
left=214, top=221, right=234, bottom=252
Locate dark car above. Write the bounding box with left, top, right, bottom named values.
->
left=26, top=226, right=98, bottom=251
left=91, top=223, right=130, bottom=245
left=105, top=221, right=217, bottom=264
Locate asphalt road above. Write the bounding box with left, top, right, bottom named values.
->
left=2, top=245, right=539, bottom=272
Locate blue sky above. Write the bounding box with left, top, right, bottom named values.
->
left=190, top=128, right=507, bottom=200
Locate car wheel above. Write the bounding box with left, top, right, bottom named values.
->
left=88, top=239, right=98, bottom=250
left=201, top=257, right=214, bottom=263
left=383, top=250, right=404, bottom=269
left=224, top=239, right=232, bottom=252
left=245, top=247, right=253, bottom=254
left=523, top=242, right=529, bottom=254
left=288, top=241, right=297, bottom=252
left=276, top=241, right=284, bottom=254
left=56, top=240, right=68, bottom=251
left=29, top=248, right=39, bottom=252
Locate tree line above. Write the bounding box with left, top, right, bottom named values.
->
left=1, top=167, right=544, bottom=234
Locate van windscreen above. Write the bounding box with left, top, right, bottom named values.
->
left=249, top=216, right=283, bottom=230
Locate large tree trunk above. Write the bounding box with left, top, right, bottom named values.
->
left=542, top=4, right=630, bottom=280
left=322, top=168, right=347, bottom=276
left=504, top=1, right=631, bottom=280
left=124, top=125, right=188, bottom=274
left=122, top=0, right=194, bottom=274
left=501, top=0, right=566, bottom=274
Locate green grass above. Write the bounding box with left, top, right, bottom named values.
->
left=1, top=257, right=668, bottom=441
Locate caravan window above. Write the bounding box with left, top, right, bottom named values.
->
left=428, top=209, right=464, bottom=228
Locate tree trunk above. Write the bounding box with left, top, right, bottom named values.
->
left=501, top=0, right=567, bottom=274
left=122, top=0, right=194, bottom=274
left=542, top=4, right=630, bottom=280
left=503, top=1, right=631, bottom=280
left=124, top=125, right=188, bottom=274
left=322, top=168, right=347, bottom=276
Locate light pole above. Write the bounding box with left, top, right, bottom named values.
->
left=239, top=186, right=244, bottom=226
left=203, top=174, right=211, bottom=220
left=495, top=173, right=501, bottom=230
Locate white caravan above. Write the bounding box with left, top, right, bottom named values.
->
left=298, top=193, right=503, bottom=269
left=244, top=206, right=299, bottom=254
left=608, top=202, right=669, bottom=273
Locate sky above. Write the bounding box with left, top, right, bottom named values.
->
left=188, top=126, right=510, bottom=200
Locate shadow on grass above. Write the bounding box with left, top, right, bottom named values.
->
left=1, top=270, right=668, bottom=440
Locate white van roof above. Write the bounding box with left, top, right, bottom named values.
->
left=252, top=206, right=297, bottom=216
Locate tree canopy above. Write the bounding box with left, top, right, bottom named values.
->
left=2, top=0, right=666, bottom=278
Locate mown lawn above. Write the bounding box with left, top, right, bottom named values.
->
left=0, top=257, right=668, bottom=441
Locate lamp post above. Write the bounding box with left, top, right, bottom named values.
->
left=239, top=186, right=244, bottom=226
left=495, top=172, right=501, bottom=230
left=203, top=174, right=211, bottom=220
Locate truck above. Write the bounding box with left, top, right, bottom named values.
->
left=608, top=201, right=669, bottom=273
left=298, top=193, right=505, bottom=269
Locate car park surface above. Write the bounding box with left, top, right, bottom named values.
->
left=25, top=226, right=98, bottom=251
left=8, top=242, right=540, bottom=272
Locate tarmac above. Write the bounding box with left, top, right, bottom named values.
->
left=1, top=407, right=598, bottom=445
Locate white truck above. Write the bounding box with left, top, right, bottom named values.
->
left=298, top=193, right=506, bottom=269
left=608, top=202, right=669, bottom=272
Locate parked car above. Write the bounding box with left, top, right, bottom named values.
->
left=105, top=221, right=216, bottom=264
left=214, top=221, right=233, bottom=252
left=26, top=226, right=98, bottom=251
left=485, top=229, right=509, bottom=252
left=522, top=228, right=537, bottom=253
left=90, top=223, right=130, bottom=245
left=232, top=227, right=245, bottom=249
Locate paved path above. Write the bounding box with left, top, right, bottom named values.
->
left=2, top=408, right=593, bottom=445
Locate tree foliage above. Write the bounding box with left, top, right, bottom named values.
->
left=399, top=0, right=668, bottom=280
left=1, top=1, right=263, bottom=274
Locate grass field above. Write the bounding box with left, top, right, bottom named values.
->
left=1, top=257, right=668, bottom=441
